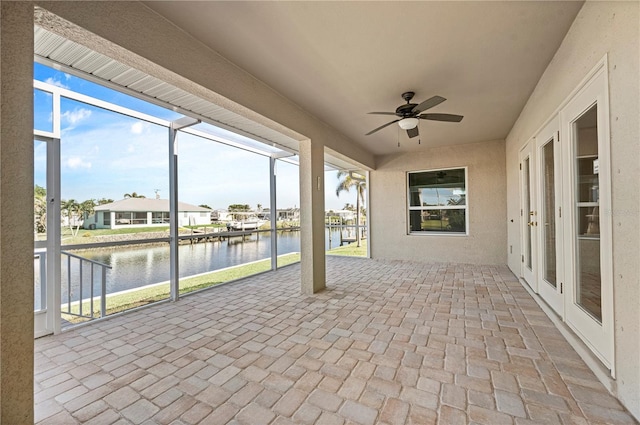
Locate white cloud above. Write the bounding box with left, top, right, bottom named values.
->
left=127, top=144, right=135, bottom=153
left=62, top=108, right=92, bottom=125
left=44, top=77, right=69, bottom=89
left=130, top=122, right=149, bottom=135
left=66, top=157, right=92, bottom=169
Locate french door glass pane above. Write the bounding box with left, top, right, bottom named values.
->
left=523, top=157, right=532, bottom=269
left=542, top=141, right=556, bottom=287
left=574, top=104, right=601, bottom=322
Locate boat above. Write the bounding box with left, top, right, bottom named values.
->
left=227, top=220, right=266, bottom=231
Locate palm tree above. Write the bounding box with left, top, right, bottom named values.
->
left=124, top=192, right=145, bottom=198
left=96, top=198, right=114, bottom=205
left=77, top=199, right=96, bottom=232
left=61, top=199, right=79, bottom=236
left=62, top=199, right=96, bottom=237
left=335, top=171, right=366, bottom=247
left=228, top=204, right=250, bottom=221
left=34, top=185, right=47, bottom=238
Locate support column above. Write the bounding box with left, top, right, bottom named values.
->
left=168, top=117, right=199, bottom=302
left=269, top=157, right=277, bottom=270
left=299, top=139, right=326, bottom=294
left=0, top=2, right=35, bottom=422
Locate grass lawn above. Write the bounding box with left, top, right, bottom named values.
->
left=62, top=239, right=367, bottom=324
left=62, top=252, right=301, bottom=323
left=327, top=240, right=367, bottom=257
left=63, top=226, right=169, bottom=237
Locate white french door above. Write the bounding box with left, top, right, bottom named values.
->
left=560, top=64, right=613, bottom=370
left=519, top=60, right=613, bottom=372
left=535, top=119, right=563, bottom=315
left=519, top=142, right=537, bottom=290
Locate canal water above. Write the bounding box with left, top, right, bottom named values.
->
left=62, top=228, right=353, bottom=300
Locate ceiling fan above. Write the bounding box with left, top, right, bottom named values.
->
left=366, top=92, right=463, bottom=139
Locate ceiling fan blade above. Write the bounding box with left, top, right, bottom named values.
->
left=419, top=113, right=464, bottom=122
left=406, top=127, right=419, bottom=138
left=412, top=95, right=446, bottom=114
left=365, top=119, right=400, bottom=135
left=368, top=112, right=398, bottom=116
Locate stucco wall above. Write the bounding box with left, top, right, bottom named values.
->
left=504, top=2, right=639, bottom=418
left=371, top=139, right=506, bottom=265
left=0, top=2, right=36, bottom=422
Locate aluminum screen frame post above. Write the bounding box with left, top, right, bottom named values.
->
left=270, top=157, right=277, bottom=270
left=169, top=117, right=200, bottom=302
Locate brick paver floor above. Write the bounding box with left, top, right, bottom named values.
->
left=35, top=257, right=638, bottom=424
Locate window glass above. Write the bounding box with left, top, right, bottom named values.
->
left=407, top=168, right=467, bottom=234
left=134, top=212, right=147, bottom=224
left=574, top=104, right=601, bottom=322
left=152, top=212, right=169, bottom=224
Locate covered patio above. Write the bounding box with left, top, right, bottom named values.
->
left=0, top=1, right=638, bottom=422
left=35, top=257, right=635, bottom=424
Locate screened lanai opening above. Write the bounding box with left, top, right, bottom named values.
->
left=32, top=23, right=371, bottom=335
left=325, top=169, right=368, bottom=257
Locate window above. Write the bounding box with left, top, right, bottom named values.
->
left=103, top=211, right=111, bottom=226
left=152, top=212, right=170, bottom=224
left=407, top=168, right=467, bottom=234
left=115, top=212, right=147, bottom=225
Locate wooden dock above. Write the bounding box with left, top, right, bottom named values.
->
left=180, top=228, right=265, bottom=244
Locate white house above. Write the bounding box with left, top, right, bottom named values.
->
left=84, top=198, right=211, bottom=229
left=261, top=207, right=300, bottom=222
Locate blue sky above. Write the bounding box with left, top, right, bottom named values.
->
left=34, top=63, right=360, bottom=211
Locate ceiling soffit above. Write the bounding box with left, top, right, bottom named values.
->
left=144, top=1, right=584, bottom=156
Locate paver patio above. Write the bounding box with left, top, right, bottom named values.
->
left=35, top=257, right=637, bottom=424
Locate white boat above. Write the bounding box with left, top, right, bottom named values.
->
left=227, top=220, right=266, bottom=231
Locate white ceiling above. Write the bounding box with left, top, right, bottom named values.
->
left=144, top=1, right=583, bottom=156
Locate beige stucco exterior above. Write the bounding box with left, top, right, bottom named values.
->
left=0, top=2, right=36, bottom=422
left=370, top=139, right=507, bottom=265
left=505, top=2, right=639, bottom=418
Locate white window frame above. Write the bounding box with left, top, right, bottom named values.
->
left=407, top=167, right=469, bottom=236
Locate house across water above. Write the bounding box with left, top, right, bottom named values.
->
left=83, top=198, right=211, bottom=229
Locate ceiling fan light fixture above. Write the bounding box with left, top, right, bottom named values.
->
left=398, top=117, right=419, bottom=130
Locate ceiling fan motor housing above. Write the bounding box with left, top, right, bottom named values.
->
left=397, top=92, right=418, bottom=116
left=396, top=103, right=419, bottom=117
